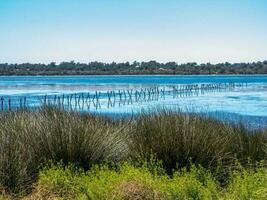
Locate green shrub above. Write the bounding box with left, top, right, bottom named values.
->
left=223, top=163, right=267, bottom=200
left=30, top=162, right=267, bottom=200
left=32, top=163, right=221, bottom=200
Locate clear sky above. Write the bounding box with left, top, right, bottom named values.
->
left=0, top=0, right=267, bottom=64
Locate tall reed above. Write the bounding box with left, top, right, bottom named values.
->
left=129, top=110, right=267, bottom=176
left=0, top=107, right=129, bottom=193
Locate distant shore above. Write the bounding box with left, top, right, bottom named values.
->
left=1, top=73, right=267, bottom=76
left=1, top=60, right=267, bottom=75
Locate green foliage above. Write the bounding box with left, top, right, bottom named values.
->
left=224, top=162, right=267, bottom=200
left=32, top=163, right=220, bottom=200
left=27, top=162, right=267, bottom=200
left=1, top=60, right=267, bottom=75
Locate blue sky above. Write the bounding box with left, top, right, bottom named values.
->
left=0, top=0, right=267, bottom=64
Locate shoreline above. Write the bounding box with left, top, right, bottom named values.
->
left=1, top=74, right=267, bottom=77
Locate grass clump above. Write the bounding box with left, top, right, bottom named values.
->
left=130, top=111, right=267, bottom=177
left=130, top=111, right=234, bottom=172
left=0, top=107, right=129, bottom=193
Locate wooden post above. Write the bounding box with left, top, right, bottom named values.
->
left=8, top=98, right=11, bottom=111
left=1, top=97, right=4, bottom=111
left=20, top=98, right=23, bottom=109
left=24, top=97, right=26, bottom=108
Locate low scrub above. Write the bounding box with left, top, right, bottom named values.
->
left=21, top=162, right=267, bottom=200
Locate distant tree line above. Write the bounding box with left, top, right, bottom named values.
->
left=0, top=60, right=267, bottom=75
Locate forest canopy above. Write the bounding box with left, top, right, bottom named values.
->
left=0, top=60, right=267, bottom=75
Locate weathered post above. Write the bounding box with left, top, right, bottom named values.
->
left=20, top=98, right=23, bottom=109
left=24, top=97, right=26, bottom=108
left=1, top=97, right=4, bottom=111
left=8, top=98, right=11, bottom=111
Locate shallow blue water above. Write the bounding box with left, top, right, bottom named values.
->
left=1, top=75, right=267, bottom=86
left=0, top=75, right=267, bottom=128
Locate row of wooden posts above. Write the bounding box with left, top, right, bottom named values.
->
left=0, top=82, right=248, bottom=111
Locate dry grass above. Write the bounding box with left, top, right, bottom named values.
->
left=112, top=181, right=162, bottom=200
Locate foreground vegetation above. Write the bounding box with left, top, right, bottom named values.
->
left=1, top=162, right=265, bottom=200
left=0, top=107, right=266, bottom=199
left=1, top=60, right=267, bottom=75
